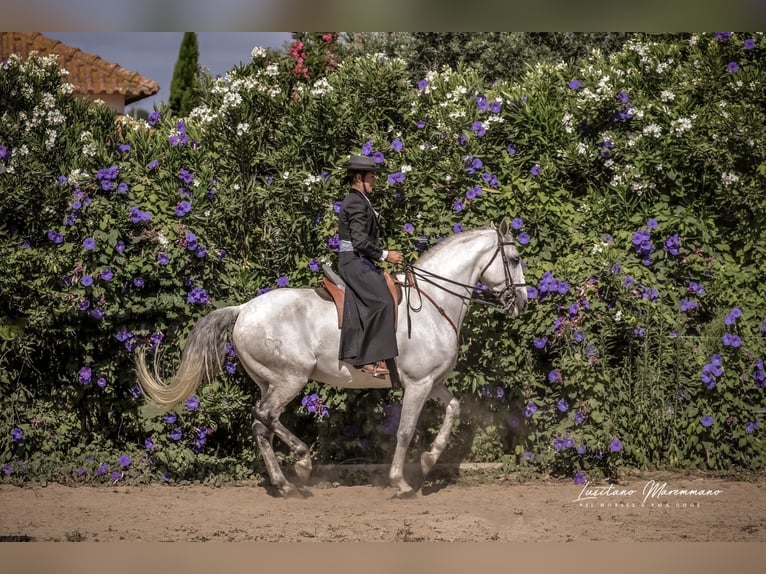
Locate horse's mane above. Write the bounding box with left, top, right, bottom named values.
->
left=414, top=227, right=490, bottom=266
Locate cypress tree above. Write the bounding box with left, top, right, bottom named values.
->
left=169, top=32, right=200, bottom=117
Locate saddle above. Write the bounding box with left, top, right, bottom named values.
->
left=317, top=263, right=401, bottom=329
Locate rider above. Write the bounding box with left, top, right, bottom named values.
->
left=336, top=155, right=404, bottom=377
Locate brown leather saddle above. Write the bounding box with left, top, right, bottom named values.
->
left=317, top=264, right=401, bottom=329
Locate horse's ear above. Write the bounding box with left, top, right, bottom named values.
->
left=498, top=218, right=509, bottom=235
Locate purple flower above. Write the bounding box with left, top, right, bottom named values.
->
left=175, top=200, right=192, bottom=217
left=725, top=307, right=742, bottom=325
left=158, top=253, right=169, bottom=265
left=372, top=151, right=385, bottom=164
left=185, top=396, right=200, bottom=411
left=187, top=286, right=209, bottom=304
left=727, top=61, right=740, bottom=73
left=530, top=164, right=541, bottom=176
left=133, top=277, right=144, bottom=288
left=471, top=121, right=486, bottom=137
left=79, top=366, right=92, bottom=384
left=81, top=274, right=94, bottom=287
left=715, top=32, right=733, bottom=41
left=722, top=333, right=742, bottom=348
left=557, top=399, right=569, bottom=412
left=309, top=258, right=321, bottom=272
left=148, top=159, right=159, bottom=170
left=403, top=222, right=415, bottom=233
left=533, top=336, right=547, bottom=349
left=475, top=93, right=488, bottom=111
left=83, top=237, right=96, bottom=251
left=574, top=411, right=586, bottom=424
left=148, top=111, right=161, bottom=127
left=452, top=199, right=464, bottom=212
left=116, top=240, right=125, bottom=253
left=276, top=276, right=289, bottom=288
left=548, top=369, right=562, bottom=383
left=573, top=471, right=587, bottom=484
left=680, top=299, right=699, bottom=312
left=511, top=217, right=524, bottom=230
left=506, top=144, right=517, bottom=155
left=11, top=427, right=23, bottom=441
left=361, top=140, right=373, bottom=156
left=568, top=79, right=581, bottom=90
left=100, top=268, right=113, bottom=281
left=744, top=38, right=756, bottom=50
left=90, top=308, right=105, bottom=320
left=118, top=144, right=131, bottom=153
left=0, top=144, right=8, bottom=160
left=417, top=79, right=428, bottom=90
left=664, top=234, right=681, bottom=256
left=465, top=186, right=481, bottom=200
left=48, top=230, right=64, bottom=244
left=170, top=428, right=182, bottom=441
left=390, top=139, right=403, bottom=152
left=416, top=120, right=426, bottom=129
left=746, top=420, right=760, bottom=434
left=387, top=171, right=405, bottom=185
left=452, top=223, right=463, bottom=234
left=489, top=100, right=502, bottom=113
left=95, top=463, right=108, bottom=476
left=96, top=376, right=107, bottom=388
left=145, top=437, right=155, bottom=450
left=609, top=438, right=622, bottom=453
left=701, top=414, right=714, bottom=428
left=517, top=232, right=530, bottom=245
left=163, top=413, right=177, bottom=424
left=118, top=455, right=131, bottom=468
left=523, top=402, right=538, bottom=418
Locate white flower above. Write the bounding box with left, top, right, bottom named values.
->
left=642, top=124, right=662, bottom=138
left=614, top=310, right=623, bottom=322
left=310, top=77, right=333, bottom=97
left=401, top=165, right=412, bottom=173
left=721, top=172, right=740, bottom=186
left=671, top=117, right=693, bottom=135
left=660, top=90, right=675, bottom=102
left=236, top=122, right=250, bottom=135
left=251, top=46, right=267, bottom=60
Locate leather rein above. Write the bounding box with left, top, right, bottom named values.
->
left=394, top=228, right=525, bottom=338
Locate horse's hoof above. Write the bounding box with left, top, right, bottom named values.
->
left=280, top=483, right=303, bottom=498
left=294, top=457, right=313, bottom=484
left=391, top=485, right=418, bottom=499
left=420, top=452, right=436, bottom=476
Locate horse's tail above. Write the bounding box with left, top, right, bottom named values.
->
left=136, top=305, right=242, bottom=406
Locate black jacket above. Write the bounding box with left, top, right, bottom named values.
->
left=338, top=189, right=383, bottom=261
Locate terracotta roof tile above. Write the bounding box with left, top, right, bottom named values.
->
left=0, top=32, right=159, bottom=104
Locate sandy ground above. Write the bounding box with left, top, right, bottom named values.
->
left=1, top=469, right=764, bottom=542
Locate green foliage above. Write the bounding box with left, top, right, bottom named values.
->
left=169, top=32, right=201, bottom=117
left=1, top=33, right=765, bottom=485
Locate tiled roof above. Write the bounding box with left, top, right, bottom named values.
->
left=0, top=32, right=159, bottom=104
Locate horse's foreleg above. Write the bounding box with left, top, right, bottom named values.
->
left=389, top=382, right=432, bottom=498
left=420, top=381, right=460, bottom=477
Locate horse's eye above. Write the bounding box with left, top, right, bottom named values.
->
left=510, top=256, right=520, bottom=265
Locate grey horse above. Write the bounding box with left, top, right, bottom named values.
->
left=136, top=220, right=527, bottom=497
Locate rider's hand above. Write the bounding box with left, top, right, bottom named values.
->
left=385, top=250, right=404, bottom=265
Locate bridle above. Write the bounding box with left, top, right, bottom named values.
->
left=396, top=227, right=526, bottom=337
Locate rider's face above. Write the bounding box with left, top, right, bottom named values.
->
left=360, top=172, right=376, bottom=192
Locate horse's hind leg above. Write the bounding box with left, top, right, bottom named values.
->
left=251, top=380, right=311, bottom=496
left=420, top=381, right=460, bottom=478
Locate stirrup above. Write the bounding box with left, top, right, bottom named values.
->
left=360, top=362, right=389, bottom=378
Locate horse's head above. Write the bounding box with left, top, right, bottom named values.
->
left=478, top=219, right=528, bottom=317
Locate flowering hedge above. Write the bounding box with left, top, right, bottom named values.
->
left=1, top=33, right=765, bottom=485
